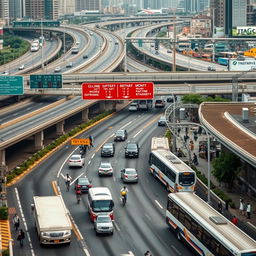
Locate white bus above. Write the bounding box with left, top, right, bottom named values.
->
left=166, top=192, right=256, bottom=256
left=149, top=148, right=196, bottom=192
left=88, top=187, right=114, bottom=222
left=151, top=137, right=169, bottom=151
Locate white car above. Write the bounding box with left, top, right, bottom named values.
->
left=66, top=62, right=73, bottom=68
left=68, top=154, right=85, bottom=168
left=19, top=64, right=25, bottom=70
left=54, top=66, right=61, bottom=73
left=94, top=214, right=113, bottom=235
left=2, top=71, right=9, bottom=76
left=129, top=103, right=139, bottom=111
left=98, top=162, right=113, bottom=176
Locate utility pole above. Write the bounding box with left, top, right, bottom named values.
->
left=172, top=9, right=177, bottom=72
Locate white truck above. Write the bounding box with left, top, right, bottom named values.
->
left=31, top=195, right=72, bottom=245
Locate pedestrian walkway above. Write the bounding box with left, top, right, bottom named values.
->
left=175, top=125, right=256, bottom=239
left=0, top=219, right=11, bottom=251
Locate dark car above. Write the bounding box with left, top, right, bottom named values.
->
left=114, top=129, right=127, bottom=141
left=166, top=96, right=174, bottom=103
left=125, top=143, right=139, bottom=158
left=75, top=177, right=92, bottom=193
left=101, top=143, right=115, bottom=157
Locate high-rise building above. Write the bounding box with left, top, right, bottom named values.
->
left=211, top=0, right=225, bottom=28
left=59, top=0, right=75, bottom=15
left=9, top=0, right=24, bottom=20
left=247, top=0, right=256, bottom=25
left=225, top=0, right=247, bottom=36
left=25, top=0, right=59, bottom=20
left=0, top=0, right=9, bottom=23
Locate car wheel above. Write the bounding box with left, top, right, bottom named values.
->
left=110, top=231, right=114, bottom=235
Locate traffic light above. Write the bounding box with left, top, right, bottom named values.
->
left=155, top=40, right=159, bottom=50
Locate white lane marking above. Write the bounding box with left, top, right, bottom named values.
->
left=113, top=221, right=120, bottom=231
left=120, top=121, right=132, bottom=129
left=15, top=188, right=35, bottom=256
left=145, top=214, right=152, bottom=221
left=128, top=252, right=135, bottom=256
left=70, top=172, right=85, bottom=185
left=91, top=153, right=95, bottom=159
left=88, top=160, right=91, bottom=164
left=57, top=147, right=78, bottom=178
left=110, top=133, right=115, bottom=137
left=133, top=129, right=142, bottom=138
left=113, top=176, right=116, bottom=182
left=154, top=200, right=163, bottom=209
left=171, top=245, right=182, bottom=255
left=61, top=173, right=65, bottom=179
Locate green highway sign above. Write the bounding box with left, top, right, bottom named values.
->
left=30, top=74, right=62, bottom=89
left=138, top=39, right=143, bottom=47
left=0, top=76, right=24, bottom=95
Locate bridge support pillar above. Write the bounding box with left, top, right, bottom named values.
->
left=35, top=131, right=44, bottom=151
left=0, top=149, right=6, bottom=166
left=82, top=108, right=89, bottom=123
left=56, top=120, right=65, bottom=136
left=99, top=101, right=106, bottom=113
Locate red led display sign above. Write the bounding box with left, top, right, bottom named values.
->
left=82, top=82, right=154, bottom=100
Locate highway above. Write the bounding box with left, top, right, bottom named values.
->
left=130, top=23, right=226, bottom=71
left=7, top=105, right=193, bottom=256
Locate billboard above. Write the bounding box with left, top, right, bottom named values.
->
left=232, top=26, right=256, bottom=37
left=82, top=82, right=154, bottom=100
left=229, top=59, right=256, bottom=71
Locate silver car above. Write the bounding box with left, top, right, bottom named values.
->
left=94, top=214, right=114, bottom=235
left=98, top=162, right=113, bottom=176
left=121, top=168, right=138, bottom=183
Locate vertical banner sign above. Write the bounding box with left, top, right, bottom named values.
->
left=82, top=82, right=154, bottom=100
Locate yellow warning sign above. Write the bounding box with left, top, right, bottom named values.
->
left=71, top=138, right=90, bottom=145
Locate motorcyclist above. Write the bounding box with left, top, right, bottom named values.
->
left=120, top=186, right=129, bottom=204
left=76, top=187, right=82, bottom=203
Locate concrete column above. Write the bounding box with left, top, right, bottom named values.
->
left=35, top=131, right=44, bottom=151
left=99, top=101, right=106, bottom=113
left=56, top=120, right=65, bottom=136
left=0, top=149, right=6, bottom=166
left=82, top=108, right=89, bottom=123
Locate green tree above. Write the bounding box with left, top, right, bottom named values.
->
left=182, top=94, right=230, bottom=104
left=212, top=151, right=241, bottom=189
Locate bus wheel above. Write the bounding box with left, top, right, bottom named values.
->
left=153, top=171, right=156, bottom=178
left=176, top=229, right=181, bottom=241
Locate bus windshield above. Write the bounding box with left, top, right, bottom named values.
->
left=179, top=173, right=195, bottom=185
left=92, top=200, right=113, bottom=212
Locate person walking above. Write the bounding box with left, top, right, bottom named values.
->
left=89, top=135, right=94, bottom=148
left=17, top=229, right=25, bottom=247
left=12, top=214, right=20, bottom=231
left=192, top=153, right=198, bottom=166
left=246, top=203, right=251, bottom=219
left=239, top=198, right=244, bottom=216
left=217, top=201, right=222, bottom=214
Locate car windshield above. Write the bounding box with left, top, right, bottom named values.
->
left=126, top=169, right=137, bottom=174
left=92, top=200, right=113, bottom=212
left=78, top=178, right=89, bottom=185
left=116, top=130, right=124, bottom=135
left=179, top=172, right=195, bottom=185
left=160, top=116, right=166, bottom=121
left=156, top=100, right=163, bottom=103
left=127, top=144, right=137, bottom=150
left=100, top=163, right=111, bottom=168
left=103, top=144, right=112, bottom=149
left=71, top=155, right=81, bottom=160
left=97, top=216, right=111, bottom=223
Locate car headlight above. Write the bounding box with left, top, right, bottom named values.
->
left=64, top=230, right=71, bottom=236
left=42, top=232, right=50, bottom=237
